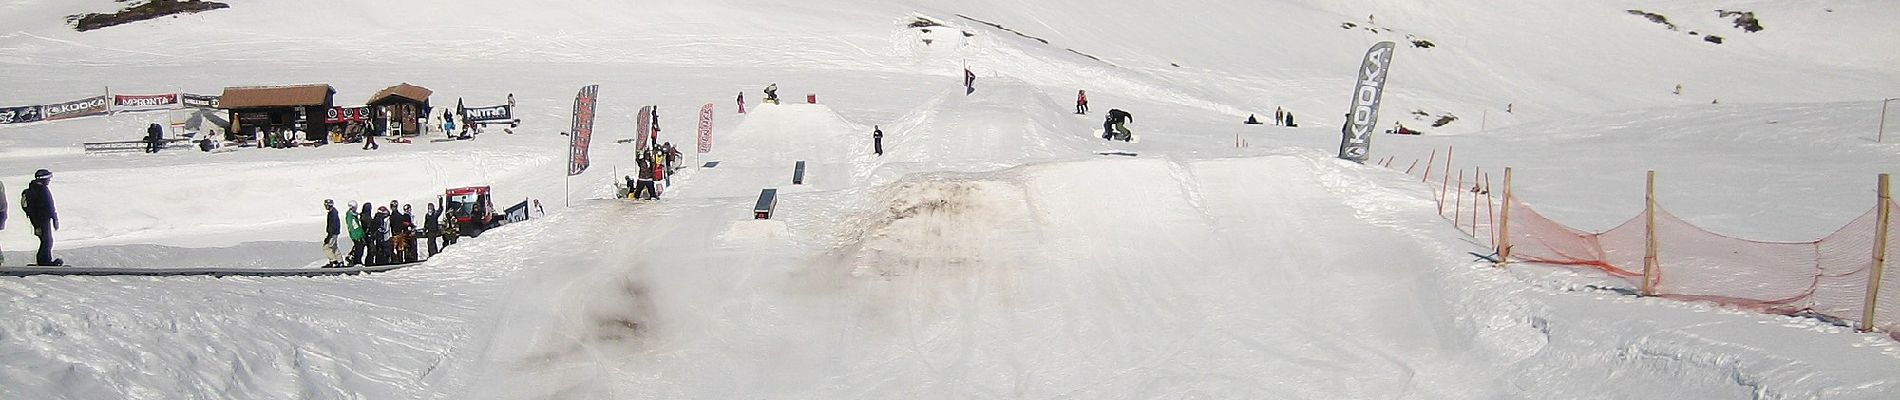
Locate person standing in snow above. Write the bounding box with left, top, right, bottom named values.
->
left=362, top=122, right=380, bottom=150
left=764, top=84, right=779, bottom=104
left=1076, top=90, right=1089, bottom=115
left=440, top=209, right=460, bottom=248
left=324, top=199, right=342, bottom=267
left=21, top=169, right=60, bottom=266
left=346, top=201, right=365, bottom=266
left=1104, top=109, right=1134, bottom=141
left=737, top=92, right=747, bottom=114
left=424, top=203, right=441, bottom=259
left=399, top=204, right=418, bottom=263
left=873, top=125, right=884, bottom=156
left=145, top=123, right=165, bottom=153
left=1274, top=107, right=1285, bottom=126
left=371, top=206, right=390, bottom=265
left=633, top=152, right=659, bottom=200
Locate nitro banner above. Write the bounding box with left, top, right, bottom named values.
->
left=696, top=103, right=714, bottom=154
left=182, top=93, right=220, bottom=108
left=464, top=104, right=512, bottom=123
left=567, top=84, right=599, bottom=176
left=325, top=106, right=372, bottom=124
left=1337, top=41, right=1396, bottom=163
left=42, top=95, right=109, bottom=121
left=113, top=93, right=179, bottom=112
left=0, top=105, right=43, bottom=125
left=635, top=105, right=653, bottom=151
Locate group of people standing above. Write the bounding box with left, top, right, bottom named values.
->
left=627, top=143, right=684, bottom=200
left=324, top=198, right=458, bottom=268
left=1, top=169, right=61, bottom=266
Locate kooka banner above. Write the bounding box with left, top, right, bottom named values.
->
left=42, top=95, right=110, bottom=121
left=182, top=93, right=220, bottom=108
left=112, top=93, right=180, bottom=112
left=1337, top=41, right=1396, bottom=163
left=0, top=105, right=43, bottom=125
left=567, top=84, right=600, bottom=176
left=463, top=104, right=513, bottom=123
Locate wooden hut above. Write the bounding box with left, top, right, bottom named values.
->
left=367, top=83, right=432, bottom=137
left=219, top=84, right=335, bottom=141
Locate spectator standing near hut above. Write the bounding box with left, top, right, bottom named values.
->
left=323, top=199, right=342, bottom=267
left=21, top=169, right=61, bottom=266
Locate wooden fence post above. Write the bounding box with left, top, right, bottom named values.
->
left=1642, top=170, right=1659, bottom=296
left=1497, top=167, right=1513, bottom=267
left=1422, top=149, right=1437, bottom=183
left=1455, top=170, right=1466, bottom=230
left=1863, top=174, right=1891, bottom=332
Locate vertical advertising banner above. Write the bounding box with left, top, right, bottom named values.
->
left=697, top=103, right=714, bottom=154
left=635, top=105, right=653, bottom=151
left=568, top=85, right=600, bottom=176
left=1337, top=41, right=1396, bottom=164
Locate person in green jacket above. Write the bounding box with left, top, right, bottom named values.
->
left=345, top=200, right=366, bottom=266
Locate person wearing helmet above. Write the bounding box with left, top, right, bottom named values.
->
left=323, top=199, right=342, bottom=267
left=21, top=169, right=60, bottom=266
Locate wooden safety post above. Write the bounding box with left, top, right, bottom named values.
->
left=1642, top=170, right=1659, bottom=296
left=1863, top=174, right=1891, bottom=332
left=1454, top=170, right=1465, bottom=231
left=1496, top=167, right=1513, bottom=267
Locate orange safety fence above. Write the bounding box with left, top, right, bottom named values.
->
left=1377, top=147, right=1899, bottom=340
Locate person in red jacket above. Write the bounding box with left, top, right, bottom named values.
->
left=1076, top=90, right=1089, bottom=115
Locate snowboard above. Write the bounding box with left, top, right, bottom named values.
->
left=1091, top=128, right=1139, bottom=143
left=1095, top=151, right=1139, bottom=157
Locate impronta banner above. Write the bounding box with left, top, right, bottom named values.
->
left=696, top=103, right=714, bottom=154
left=112, top=93, right=180, bottom=112
left=567, top=84, right=600, bottom=176
left=635, top=105, right=653, bottom=151
left=464, top=104, right=512, bottom=123
left=42, top=95, right=109, bottom=121
left=181, top=93, right=220, bottom=108
left=0, top=105, right=43, bottom=125
left=1336, top=41, right=1396, bottom=164
left=325, top=106, right=372, bottom=124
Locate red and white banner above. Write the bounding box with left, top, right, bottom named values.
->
left=568, top=85, right=600, bottom=176
left=325, top=106, right=372, bottom=124
left=696, top=103, right=714, bottom=154
left=112, top=93, right=180, bottom=112
left=635, top=105, right=653, bottom=151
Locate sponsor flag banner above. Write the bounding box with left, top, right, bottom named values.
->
left=567, top=85, right=600, bottom=176
left=182, top=93, right=220, bottom=108
left=463, top=104, right=513, bottom=123
left=635, top=105, right=653, bottom=151
left=42, top=95, right=109, bottom=121
left=1337, top=41, right=1396, bottom=163
left=0, top=105, right=43, bottom=125
left=112, top=93, right=180, bottom=112
left=696, top=103, right=714, bottom=154
left=325, top=106, right=372, bottom=124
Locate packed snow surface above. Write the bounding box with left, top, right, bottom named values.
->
left=2, top=0, right=1898, bottom=399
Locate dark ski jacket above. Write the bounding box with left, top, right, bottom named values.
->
left=21, top=180, right=56, bottom=230
left=0, top=181, right=7, bottom=230
left=146, top=123, right=163, bottom=141
left=637, top=156, right=656, bottom=180
left=372, top=212, right=390, bottom=239
left=424, top=210, right=441, bottom=235
left=326, top=207, right=340, bottom=236
left=392, top=212, right=412, bottom=234
left=1106, top=109, right=1132, bottom=125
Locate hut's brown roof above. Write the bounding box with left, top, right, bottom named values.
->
left=367, top=83, right=433, bottom=106
left=219, top=84, right=335, bottom=109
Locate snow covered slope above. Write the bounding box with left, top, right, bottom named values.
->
left=2, top=0, right=1899, bottom=399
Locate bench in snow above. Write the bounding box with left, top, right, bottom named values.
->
left=754, top=188, right=778, bottom=219
left=792, top=160, right=806, bottom=185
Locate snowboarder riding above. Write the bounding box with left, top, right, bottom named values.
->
left=764, top=83, right=779, bottom=105
left=1104, top=109, right=1134, bottom=142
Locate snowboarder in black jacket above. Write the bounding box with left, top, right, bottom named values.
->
left=21, top=169, right=60, bottom=266
left=1104, top=109, right=1133, bottom=141
left=872, top=126, right=884, bottom=156
left=145, top=123, right=164, bottom=153
left=324, top=199, right=342, bottom=267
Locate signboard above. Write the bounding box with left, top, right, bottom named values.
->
left=696, top=103, right=714, bottom=154
left=567, top=84, right=599, bottom=176
left=182, top=93, right=220, bottom=108
left=112, top=93, right=180, bottom=112
left=41, top=95, right=109, bottom=121
left=325, top=106, right=372, bottom=124
left=0, top=105, right=42, bottom=125
left=1336, top=41, right=1397, bottom=163
left=464, top=104, right=513, bottom=123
